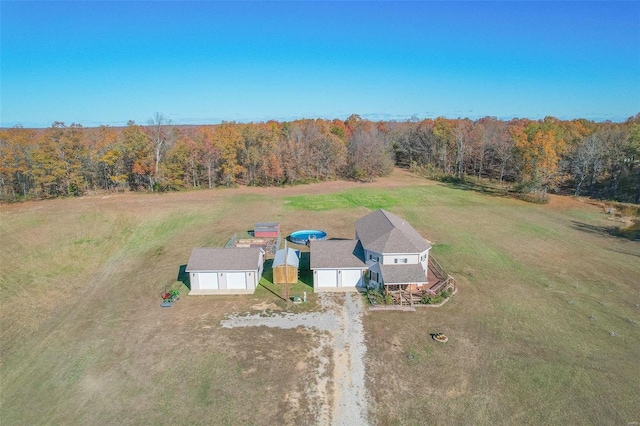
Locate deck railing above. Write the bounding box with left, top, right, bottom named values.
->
left=433, top=275, right=456, bottom=294
left=370, top=255, right=457, bottom=307
left=429, top=255, right=448, bottom=280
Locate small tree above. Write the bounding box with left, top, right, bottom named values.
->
left=147, top=113, right=176, bottom=190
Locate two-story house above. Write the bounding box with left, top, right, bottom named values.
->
left=311, top=209, right=434, bottom=293
left=355, top=209, right=431, bottom=292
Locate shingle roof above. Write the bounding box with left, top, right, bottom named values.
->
left=186, top=247, right=262, bottom=272
left=354, top=209, right=431, bottom=254
left=379, top=264, right=428, bottom=284
left=310, top=240, right=366, bottom=269
left=273, top=247, right=300, bottom=268
left=255, top=222, right=279, bottom=230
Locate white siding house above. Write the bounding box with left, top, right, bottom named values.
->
left=186, top=247, right=265, bottom=295
left=309, top=209, right=433, bottom=292
left=354, top=209, right=431, bottom=290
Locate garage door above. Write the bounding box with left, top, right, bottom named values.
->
left=199, top=273, right=219, bottom=290
left=341, top=269, right=363, bottom=288
left=317, top=270, right=338, bottom=287
left=226, top=272, right=247, bottom=290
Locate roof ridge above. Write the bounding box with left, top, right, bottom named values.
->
left=379, top=209, right=394, bottom=228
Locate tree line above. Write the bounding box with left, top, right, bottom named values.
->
left=1, top=113, right=638, bottom=203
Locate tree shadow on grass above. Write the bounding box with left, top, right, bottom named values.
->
left=437, top=178, right=516, bottom=200
left=439, top=178, right=573, bottom=205
left=177, top=264, right=190, bottom=290
left=571, top=220, right=640, bottom=242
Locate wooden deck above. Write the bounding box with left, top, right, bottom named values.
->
left=385, top=257, right=456, bottom=307
left=427, top=260, right=445, bottom=291
left=226, top=231, right=281, bottom=255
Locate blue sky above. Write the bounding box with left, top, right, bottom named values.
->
left=1, top=1, right=639, bottom=127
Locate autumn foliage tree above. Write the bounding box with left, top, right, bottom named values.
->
left=215, top=122, right=245, bottom=186
left=121, top=121, right=154, bottom=190
left=2, top=113, right=639, bottom=204
left=511, top=122, right=566, bottom=198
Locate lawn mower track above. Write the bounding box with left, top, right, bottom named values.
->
left=221, top=293, right=369, bottom=426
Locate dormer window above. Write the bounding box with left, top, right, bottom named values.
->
left=394, top=258, right=408, bottom=264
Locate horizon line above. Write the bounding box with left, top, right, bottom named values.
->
left=2, top=111, right=638, bottom=129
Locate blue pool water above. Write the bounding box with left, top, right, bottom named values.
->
left=290, top=229, right=327, bottom=245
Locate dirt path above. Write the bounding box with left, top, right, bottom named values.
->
left=221, top=293, right=369, bottom=425
left=328, top=292, right=369, bottom=426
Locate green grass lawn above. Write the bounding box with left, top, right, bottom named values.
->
left=1, top=174, right=638, bottom=425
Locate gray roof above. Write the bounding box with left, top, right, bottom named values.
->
left=255, top=222, right=279, bottom=229
left=354, top=209, right=431, bottom=254
left=186, top=247, right=262, bottom=272
left=273, top=247, right=300, bottom=268
left=379, top=264, right=428, bottom=284
left=310, top=240, right=366, bottom=269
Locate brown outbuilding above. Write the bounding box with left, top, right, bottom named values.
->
left=272, top=247, right=300, bottom=285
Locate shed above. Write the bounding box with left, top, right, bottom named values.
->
left=186, top=247, right=265, bottom=295
left=254, top=222, right=280, bottom=238
left=272, top=247, right=300, bottom=285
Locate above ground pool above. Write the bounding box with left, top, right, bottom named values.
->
left=290, top=229, right=327, bottom=245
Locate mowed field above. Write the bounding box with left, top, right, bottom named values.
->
left=1, top=169, right=638, bottom=425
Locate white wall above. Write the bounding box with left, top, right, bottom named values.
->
left=379, top=249, right=430, bottom=268
left=381, top=253, right=420, bottom=265
left=420, top=248, right=430, bottom=270
left=189, top=270, right=257, bottom=295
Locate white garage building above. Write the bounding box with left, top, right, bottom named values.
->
left=186, top=247, right=265, bottom=295
left=310, top=240, right=367, bottom=292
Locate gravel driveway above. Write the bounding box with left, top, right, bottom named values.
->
left=221, top=292, right=369, bottom=425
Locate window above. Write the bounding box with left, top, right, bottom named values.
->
left=394, top=258, right=408, bottom=264
left=369, top=271, right=379, bottom=282
left=369, top=254, right=379, bottom=262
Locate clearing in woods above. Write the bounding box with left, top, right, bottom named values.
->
left=1, top=169, right=638, bottom=425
